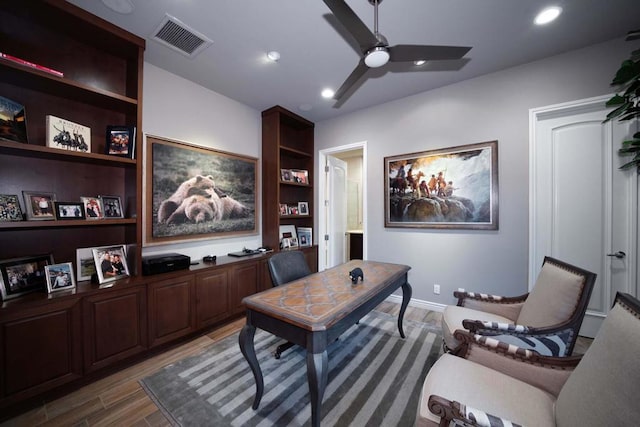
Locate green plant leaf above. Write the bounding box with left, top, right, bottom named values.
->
left=619, top=158, right=639, bottom=170
left=606, top=102, right=632, bottom=120
left=605, top=94, right=626, bottom=106
left=621, top=138, right=640, bottom=146
left=612, top=60, right=638, bottom=85
left=634, top=131, right=640, bottom=139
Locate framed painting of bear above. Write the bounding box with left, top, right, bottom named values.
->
left=144, top=135, right=258, bottom=246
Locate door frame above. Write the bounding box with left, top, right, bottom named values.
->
left=318, top=141, right=368, bottom=271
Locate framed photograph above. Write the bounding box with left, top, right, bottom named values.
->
left=54, top=202, right=85, bottom=220
left=105, top=125, right=135, bottom=159
left=385, top=140, right=498, bottom=230
left=45, top=262, right=76, bottom=293
left=0, top=254, right=54, bottom=301
left=99, top=195, right=124, bottom=219
left=279, top=203, right=288, bottom=216
left=0, top=194, right=24, bottom=222
left=290, top=169, right=309, bottom=185
left=92, top=245, right=129, bottom=285
left=80, top=196, right=103, bottom=219
left=279, top=224, right=299, bottom=248
left=280, top=169, right=293, bottom=182
left=76, top=247, right=97, bottom=282
left=146, top=135, right=257, bottom=246
left=297, top=226, right=312, bottom=247
left=45, top=115, right=90, bottom=152
left=22, top=191, right=56, bottom=220
left=0, top=95, right=28, bottom=144
left=298, top=201, right=309, bottom=216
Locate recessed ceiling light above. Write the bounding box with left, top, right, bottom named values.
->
left=266, top=51, right=281, bottom=62
left=534, top=6, right=562, bottom=25
left=321, top=88, right=335, bottom=99
left=101, top=0, right=134, bottom=14
left=414, top=60, right=426, bottom=66
left=299, top=104, right=313, bottom=112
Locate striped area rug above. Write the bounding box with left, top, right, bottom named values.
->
left=140, top=310, right=442, bottom=426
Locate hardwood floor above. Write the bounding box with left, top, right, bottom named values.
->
left=0, top=302, right=590, bottom=426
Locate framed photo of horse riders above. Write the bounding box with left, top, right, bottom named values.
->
left=45, top=115, right=91, bottom=153
left=145, top=135, right=257, bottom=246
left=384, top=140, right=498, bottom=230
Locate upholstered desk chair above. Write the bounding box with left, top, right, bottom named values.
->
left=442, top=256, right=596, bottom=356
left=417, top=292, right=640, bottom=427
left=267, top=250, right=312, bottom=359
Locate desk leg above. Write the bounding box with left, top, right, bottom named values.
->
left=398, top=282, right=412, bottom=338
left=239, top=324, right=263, bottom=409
left=307, top=350, right=328, bottom=427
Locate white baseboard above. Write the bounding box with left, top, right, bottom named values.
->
left=386, top=294, right=446, bottom=313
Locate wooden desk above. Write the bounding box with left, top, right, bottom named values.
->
left=239, top=260, right=412, bottom=427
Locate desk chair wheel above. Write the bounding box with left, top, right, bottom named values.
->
left=274, top=341, right=295, bottom=359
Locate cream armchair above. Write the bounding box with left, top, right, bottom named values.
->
left=417, top=292, right=640, bottom=427
left=442, top=256, right=596, bottom=356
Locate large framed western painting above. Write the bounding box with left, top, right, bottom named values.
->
left=384, top=140, right=498, bottom=230
left=145, top=135, right=258, bottom=246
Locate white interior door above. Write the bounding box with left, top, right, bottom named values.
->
left=530, top=95, right=637, bottom=338
left=326, top=155, right=347, bottom=268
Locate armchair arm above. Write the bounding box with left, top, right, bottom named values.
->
left=454, top=291, right=527, bottom=321
left=428, top=395, right=523, bottom=427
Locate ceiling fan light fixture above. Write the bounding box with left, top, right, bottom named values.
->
left=266, top=51, right=281, bottom=62
left=364, top=47, right=389, bottom=68
left=534, top=6, right=562, bottom=25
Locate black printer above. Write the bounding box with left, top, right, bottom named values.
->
left=142, top=253, right=191, bottom=276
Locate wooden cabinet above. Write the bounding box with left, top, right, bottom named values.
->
left=262, top=106, right=315, bottom=251
left=147, top=276, right=196, bottom=348
left=229, top=262, right=259, bottom=314
left=0, top=1, right=144, bottom=273
left=82, top=285, right=147, bottom=373
left=195, top=269, right=230, bottom=329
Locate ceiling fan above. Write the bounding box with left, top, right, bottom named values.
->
left=323, top=0, right=472, bottom=106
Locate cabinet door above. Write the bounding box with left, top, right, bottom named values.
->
left=0, top=299, right=82, bottom=402
left=83, top=286, right=147, bottom=373
left=195, top=269, right=230, bottom=329
left=230, top=263, right=258, bottom=313
left=148, top=275, right=195, bottom=348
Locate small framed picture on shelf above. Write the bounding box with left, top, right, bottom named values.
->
left=279, top=203, right=288, bottom=216
left=54, top=202, right=85, bottom=220
left=99, top=195, right=123, bottom=219
left=290, top=169, right=309, bottom=185
left=45, top=262, right=76, bottom=294
left=298, top=201, right=309, bottom=216
left=22, top=191, right=56, bottom=220
left=76, top=247, right=97, bottom=282
left=92, top=245, right=130, bottom=285
left=45, top=115, right=90, bottom=152
left=279, top=224, right=299, bottom=249
left=297, top=227, right=312, bottom=247
left=105, top=125, right=135, bottom=159
left=80, top=196, right=103, bottom=219
left=0, top=95, right=28, bottom=144
left=0, top=194, right=24, bottom=222
left=0, top=254, right=54, bottom=301
left=289, top=205, right=298, bottom=215
left=280, top=168, right=294, bottom=182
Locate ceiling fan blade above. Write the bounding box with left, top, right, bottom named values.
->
left=322, top=0, right=378, bottom=52
left=388, top=45, right=472, bottom=62
left=334, top=60, right=370, bottom=104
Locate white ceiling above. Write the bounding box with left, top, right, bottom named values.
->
left=67, top=0, right=640, bottom=123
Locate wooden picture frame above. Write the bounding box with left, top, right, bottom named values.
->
left=0, top=194, right=24, bottom=222
left=92, top=245, right=129, bottom=285
left=0, top=254, right=54, bottom=301
left=22, top=191, right=56, bottom=221
left=80, top=196, right=103, bottom=219
left=99, top=195, right=124, bottom=219
left=105, top=125, right=135, bottom=159
left=384, top=140, right=499, bottom=230
left=145, top=135, right=257, bottom=246
left=45, top=262, right=76, bottom=293
left=54, top=202, right=85, bottom=220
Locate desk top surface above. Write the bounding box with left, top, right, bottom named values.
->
left=242, top=260, right=410, bottom=331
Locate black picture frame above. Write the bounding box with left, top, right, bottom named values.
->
left=54, top=202, right=85, bottom=220
left=99, top=195, right=124, bottom=219
left=105, top=125, right=135, bottom=159
left=0, top=194, right=24, bottom=222
left=0, top=254, right=54, bottom=301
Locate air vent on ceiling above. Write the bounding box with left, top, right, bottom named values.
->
left=152, top=14, right=212, bottom=58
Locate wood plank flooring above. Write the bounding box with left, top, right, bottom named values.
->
left=0, top=302, right=589, bottom=426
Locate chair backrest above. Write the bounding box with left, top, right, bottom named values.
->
left=267, top=250, right=311, bottom=286
left=555, top=292, right=640, bottom=426
left=516, top=257, right=596, bottom=328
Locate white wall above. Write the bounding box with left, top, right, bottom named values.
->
left=315, top=38, right=631, bottom=304
left=141, top=63, right=262, bottom=260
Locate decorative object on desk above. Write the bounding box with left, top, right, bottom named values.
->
left=76, top=247, right=97, bottom=282
left=146, top=135, right=257, bottom=246
left=298, top=201, right=309, bottom=215
left=0, top=52, right=64, bottom=77
left=385, top=140, right=498, bottom=230
left=297, top=226, right=312, bottom=248
left=22, top=191, right=56, bottom=221
left=99, top=195, right=124, bottom=218
left=80, top=196, right=103, bottom=219
left=92, top=245, right=129, bottom=285
left=279, top=224, right=298, bottom=248
left=139, top=310, right=442, bottom=427
left=0, top=194, right=24, bottom=222
left=45, top=115, right=91, bottom=152
left=105, top=125, right=135, bottom=159
left=44, top=262, right=76, bottom=294
left=0, top=95, right=28, bottom=144
left=0, top=254, right=54, bottom=301
left=54, top=201, right=85, bottom=220
left=349, top=267, right=364, bottom=284
left=290, top=168, right=309, bottom=184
